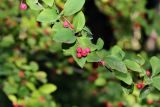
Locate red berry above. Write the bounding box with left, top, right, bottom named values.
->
left=76, top=47, right=82, bottom=53
left=77, top=53, right=82, bottom=58
left=104, top=101, right=113, bottom=107
left=39, top=96, right=46, bottom=103
left=63, top=20, right=70, bottom=28
left=85, top=48, right=91, bottom=53
left=19, top=71, right=25, bottom=78
left=81, top=50, right=87, bottom=57
left=88, top=76, right=96, bottom=82
left=88, top=73, right=98, bottom=82
left=20, top=3, right=27, bottom=10
left=13, top=104, right=18, bottom=107
left=68, top=57, right=74, bottom=64
left=146, top=70, right=151, bottom=77
left=147, top=99, right=154, bottom=105
left=43, top=29, right=50, bottom=35
left=118, top=102, right=124, bottom=107
left=136, top=83, right=144, bottom=89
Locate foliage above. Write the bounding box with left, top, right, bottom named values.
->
left=1, top=0, right=160, bottom=107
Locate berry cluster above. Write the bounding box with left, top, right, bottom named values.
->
left=76, top=47, right=90, bottom=58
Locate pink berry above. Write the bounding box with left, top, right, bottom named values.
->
left=77, top=53, right=82, bottom=58
left=76, top=47, right=82, bottom=53
left=146, top=70, right=151, bottom=77
left=85, top=48, right=91, bottom=53
left=136, top=83, right=144, bottom=89
left=81, top=50, right=87, bottom=57
left=20, top=3, right=27, bottom=10
left=147, top=99, right=154, bottom=105
left=63, top=21, right=70, bottom=28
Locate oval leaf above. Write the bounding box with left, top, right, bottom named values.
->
left=37, top=8, right=58, bottom=23
left=87, top=52, right=101, bottom=62
left=124, top=59, right=142, bottom=73
left=105, top=56, right=127, bottom=73
left=42, top=0, right=54, bottom=7
left=39, top=84, right=57, bottom=94
left=114, top=71, right=132, bottom=85
left=26, top=0, right=43, bottom=10
left=151, top=76, right=160, bottom=91
left=53, top=28, right=76, bottom=43
left=73, top=11, right=85, bottom=33
left=63, top=0, right=85, bottom=16
left=150, top=56, right=160, bottom=77
left=96, top=38, right=104, bottom=50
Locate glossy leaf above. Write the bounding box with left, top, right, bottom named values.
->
left=63, top=0, right=85, bottom=16
left=73, top=11, right=85, bottom=33
left=152, top=76, right=160, bottom=91
left=26, top=0, right=43, bottom=10
left=39, top=84, right=57, bottom=94
left=77, top=35, right=97, bottom=51
left=114, top=71, right=132, bottom=85
left=105, top=56, right=127, bottom=73
left=124, top=59, right=142, bottom=73
left=53, top=28, right=76, bottom=43
left=37, top=8, right=58, bottom=23
left=150, top=56, right=160, bottom=77
left=96, top=38, right=104, bottom=50
left=87, top=52, right=101, bottom=62
left=42, top=0, right=54, bottom=7
left=111, top=45, right=125, bottom=60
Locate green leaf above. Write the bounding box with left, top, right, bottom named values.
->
left=37, top=8, right=58, bottom=23
left=139, top=87, right=152, bottom=99
left=42, top=0, right=54, bottom=7
left=26, top=0, right=43, bottom=10
left=96, top=38, right=104, bottom=50
left=30, top=61, right=39, bottom=71
left=124, top=59, right=142, bottom=73
left=111, top=45, right=125, bottom=60
left=26, top=82, right=36, bottom=91
left=94, top=78, right=106, bottom=86
left=87, top=52, right=101, bottom=62
left=0, top=35, right=15, bottom=48
left=53, top=28, right=76, bottom=43
left=63, top=0, right=85, bottom=16
left=96, top=49, right=109, bottom=60
left=3, top=84, right=17, bottom=94
left=73, top=11, right=85, bottom=33
left=77, top=35, right=97, bottom=51
left=52, top=22, right=63, bottom=32
left=151, top=76, right=160, bottom=91
left=114, top=71, right=132, bottom=85
left=150, top=56, right=160, bottom=77
left=104, top=56, right=127, bottom=73
left=134, top=54, right=145, bottom=66
left=39, top=84, right=57, bottom=94
left=83, top=26, right=93, bottom=35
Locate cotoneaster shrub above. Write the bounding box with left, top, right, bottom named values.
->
left=1, top=0, right=160, bottom=107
